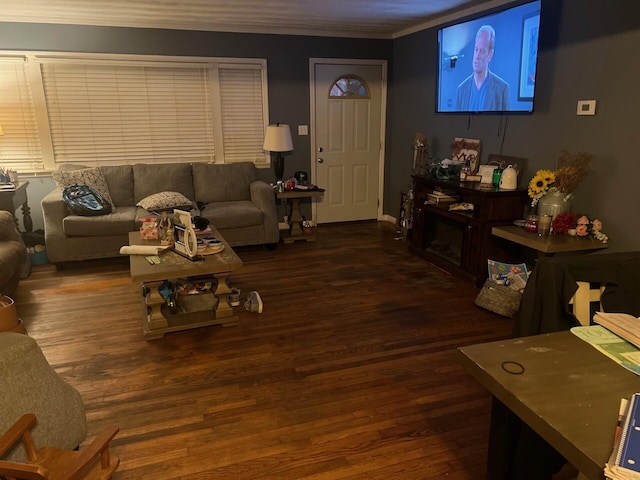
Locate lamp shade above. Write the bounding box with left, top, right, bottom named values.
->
left=0, top=125, right=4, bottom=136
left=263, top=124, right=293, bottom=152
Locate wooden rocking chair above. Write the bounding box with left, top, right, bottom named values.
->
left=0, top=414, right=119, bottom=480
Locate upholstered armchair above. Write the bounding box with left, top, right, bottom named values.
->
left=0, top=332, right=87, bottom=462
left=0, top=211, right=29, bottom=295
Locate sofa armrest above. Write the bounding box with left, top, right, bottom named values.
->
left=41, top=189, right=69, bottom=263
left=249, top=180, right=279, bottom=242
left=0, top=212, right=22, bottom=243
left=41, top=189, right=69, bottom=234
left=41, top=188, right=67, bottom=220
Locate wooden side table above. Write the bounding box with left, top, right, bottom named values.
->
left=0, top=181, right=33, bottom=232
left=276, top=190, right=324, bottom=244
left=491, top=225, right=608, bottom=258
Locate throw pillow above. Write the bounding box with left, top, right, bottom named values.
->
left=53, top=166, right=114, bottom=207
left=136, top=191, right=193, bottom=211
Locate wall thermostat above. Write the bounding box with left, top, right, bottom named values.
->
left=577, top=100, right=596, bottom=116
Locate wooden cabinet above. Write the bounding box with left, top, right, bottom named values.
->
left=409, top=175, right=527, bottom=286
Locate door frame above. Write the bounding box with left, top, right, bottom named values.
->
left=309, top=58, right=388, bottom=223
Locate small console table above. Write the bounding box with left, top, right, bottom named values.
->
left=0, top=181, right=33, bottom=232
left=276, top=190, right=324, bottom=244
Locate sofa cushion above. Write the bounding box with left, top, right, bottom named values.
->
left=192, top=162, right=256, bottom=203
left=133, top=163, right=194, bottom=203
left=52, top=165, right=114, bottom=207
left=136, top=191, right=193, bottom=212
left=200, top=201, right=263, bottom=230
left=102, top=165, right=134, bottom=207
left=62, top=206, right=138, bottom=236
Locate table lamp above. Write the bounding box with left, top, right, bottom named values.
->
left=263, top=123, right=293, bottom=181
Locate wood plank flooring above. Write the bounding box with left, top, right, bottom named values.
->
left=12, top=221, right=514, bottom=479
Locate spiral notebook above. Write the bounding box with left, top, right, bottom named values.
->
left=616, top=393, right=640, bottom=473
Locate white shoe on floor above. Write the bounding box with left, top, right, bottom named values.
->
left=244, top=291, right=263, bottom=313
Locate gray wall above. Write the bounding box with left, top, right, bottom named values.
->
left=3, top=0, right=640, bottom=253
left=387, top=0, right=640, bottom=252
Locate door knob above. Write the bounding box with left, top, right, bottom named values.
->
left=317, top=157, right=324, bottom=163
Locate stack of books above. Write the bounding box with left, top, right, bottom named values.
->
left=594, top=312, right=640, bottom=349
left=0, top=183, right=16, bottom=191
left=605, top=392, right=640, bottom=479
left=426, top=189, right=460, bottom=205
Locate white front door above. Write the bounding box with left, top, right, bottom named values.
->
left=311, top=61, right=386, bottom=224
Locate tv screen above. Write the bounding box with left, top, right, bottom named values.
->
left=437, top=0, right=541, bottom=113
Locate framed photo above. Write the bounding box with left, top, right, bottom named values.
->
left=451, top=137, right=481, bottom=174
left=519, top=13, right=540, bottom=101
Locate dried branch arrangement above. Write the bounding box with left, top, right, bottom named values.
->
left=554, top=150, right=592, bottom=193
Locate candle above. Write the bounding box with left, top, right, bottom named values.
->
left=537, top=214, right=552, bottom=236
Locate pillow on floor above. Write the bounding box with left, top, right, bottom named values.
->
left=136, top=191, right=193, bottom=211
left=53, top=166, right=114, bottom=207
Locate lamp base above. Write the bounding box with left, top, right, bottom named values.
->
left=273, top=154, right=285, bottom=181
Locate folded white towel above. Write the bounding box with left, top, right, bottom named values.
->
left=119, top=245, right=169, bottom=255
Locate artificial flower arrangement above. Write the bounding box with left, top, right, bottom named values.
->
left=551, top=212, right=609, bottom=243
left=527, top=150, right=592, bottom=207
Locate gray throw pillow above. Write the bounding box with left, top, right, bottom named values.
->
left=136, top=191, right=193, bottom=211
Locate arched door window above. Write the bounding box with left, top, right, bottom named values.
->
left=328, top=74, right=370, bottom=98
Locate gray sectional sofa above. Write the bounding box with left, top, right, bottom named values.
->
left=41, top=162, right=279, bottom=266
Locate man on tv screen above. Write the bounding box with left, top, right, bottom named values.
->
left=456, top=25, right=510, bottom=111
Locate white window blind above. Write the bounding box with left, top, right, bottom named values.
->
left=0, top=57, right=44, bottom=172
left=218, top=65, right=267, bottom=164
left=40, top=61, right=216, bottom=164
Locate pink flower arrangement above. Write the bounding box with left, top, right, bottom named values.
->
left=550, top=212, right=608, bottom=243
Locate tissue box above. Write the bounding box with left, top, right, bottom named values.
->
left=140, top=217, right=159, bottom=240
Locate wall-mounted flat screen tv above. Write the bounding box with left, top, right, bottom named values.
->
left=437, top=0, right=541, bottom=113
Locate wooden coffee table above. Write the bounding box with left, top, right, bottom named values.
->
left=128, top=229, right=243, bottom=340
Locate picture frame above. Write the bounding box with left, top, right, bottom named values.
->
left=519, top=12, right=540, bottom=101
left=451, top=137, right=481, bottom=173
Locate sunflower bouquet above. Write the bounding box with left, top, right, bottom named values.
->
left=527, top=150, right=592, bottom=207
left=528, top=169, right=556, bottom=207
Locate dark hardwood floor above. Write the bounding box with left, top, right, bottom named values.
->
left=13, top=221, right=514, bottom=479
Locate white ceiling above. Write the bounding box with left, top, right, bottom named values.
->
left=0, top=0, right=516, bottom=39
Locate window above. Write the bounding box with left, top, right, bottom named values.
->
left=0, top=52, right=269, bottom=173
left=217, top=64, right=267, bottom=164
left=329, top=74, right=370, bottom=98
left=0, top=57, right=43, bottom=172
